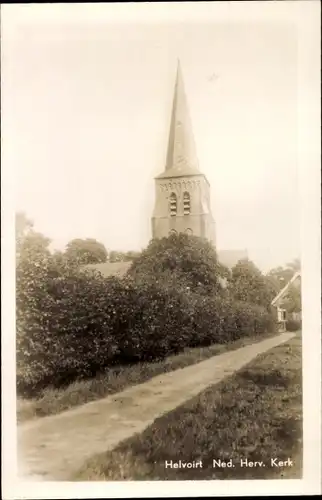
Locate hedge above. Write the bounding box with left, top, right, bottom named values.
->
left=286, top=319, right=302, bottom=332
left=16, top=255, right=276, bottom=397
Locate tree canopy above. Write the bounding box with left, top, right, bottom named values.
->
left=65, top=238, right=108, bottom=265
left=228, top=258, right=276, bottom=309
left=16, top=212, right=34, bottom=241
left=128, top=233, right=227, bottom=295
left=266, top=258, right=301, bottom=292
left=16, top=212, right=51, bottom=263
left=280, top=283, right=301, bottom=313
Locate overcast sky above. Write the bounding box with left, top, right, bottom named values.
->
left=3, top=5, right=302, bottom=271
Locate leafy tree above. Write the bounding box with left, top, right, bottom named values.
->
left=16, top=211, right=34, bottom=240
left=228, top=258, right=275, bottom=309
left=16, top=212, right=51, bottom=263
left=109, top=251, right=126, bottom=263
left=16, top=211, right=34, bottom=259
left=128, top=233, right=227, bottom=295
left=281, top=283, right=301, bottom=313
left=65, top=238, right=108, bottom=265
left=266, top=258, right=301, bottom=292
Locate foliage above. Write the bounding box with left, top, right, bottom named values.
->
left=65, top=238, right=108, bottom=265
left=16, top=211, right=34, bottom=241
left=16, top=220, right=276, bottom=398
left=128, top=233, right=227, bottom=295
left=228, top=258, right=276, bottom=309
left=266, top=258, right=301, bottom=292
left=266, top=259, right=301, bottom=313
left=281, top=284, right=302, bottom=313
left=18, top=332, right=275, bottom=423
left=17, top=254, right=275, bottom=397
left=15, top=211, right=50, bottom=261
left=286, top=319, right=302, bottom=332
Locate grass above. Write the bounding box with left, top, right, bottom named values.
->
left=71, top=332, right=302, bottom=481
left=17, top=330, right=278, bottom=423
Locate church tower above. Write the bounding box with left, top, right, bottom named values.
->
left=151, top=61, right=216, bottom=245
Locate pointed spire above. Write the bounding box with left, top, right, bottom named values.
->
left=157, top=60, right=200, bottom=178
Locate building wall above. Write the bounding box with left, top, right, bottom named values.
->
left=151, top=174, right=216, bottom=244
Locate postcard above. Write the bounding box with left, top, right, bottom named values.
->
left=1, top=1, right=321, bottom=498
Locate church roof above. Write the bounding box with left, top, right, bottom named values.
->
left=156, top=60, right=201, bottom=180
left=83, top=250, right=249, bottom=278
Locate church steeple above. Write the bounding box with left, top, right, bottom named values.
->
left=157, top=60, right=200, bottom=179
left=152, top=60, right=216, bottom=246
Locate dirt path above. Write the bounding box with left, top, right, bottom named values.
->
left=18, top=332, right=295, bottom=481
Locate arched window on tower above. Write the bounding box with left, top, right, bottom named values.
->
left=169, top=192, right=177, bottom=216
left=183, top=191, right=191, bottom=215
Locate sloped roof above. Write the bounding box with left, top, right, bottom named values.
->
left=217, top=249, right=249, bottom=269
left=271, top=271, right=301, bottom=306
left=84, top=250, right=248, bottom=278
left=156, top=60, right=201, bottom=180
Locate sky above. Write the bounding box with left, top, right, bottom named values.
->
left=3, top=5, right=301, bottom=272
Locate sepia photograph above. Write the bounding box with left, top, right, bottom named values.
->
left=1, top=1, right=321, bottom=498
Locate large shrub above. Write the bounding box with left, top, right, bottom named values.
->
left=16, top=251, right=195, bottom=396
left=286, top=319, right=301, bottom=332
left=128, top=233, right=228, bottom=295
left=189, top=293, right=275, bottom=346
left=17, top=252, right=117, bottom=394
left=228, top=258, right=276, bottom=309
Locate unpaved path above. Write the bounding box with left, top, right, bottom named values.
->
left=18, top=332, right=295, bottom=481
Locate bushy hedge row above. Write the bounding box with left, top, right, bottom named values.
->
left=16, top=253, right=275, bottom=397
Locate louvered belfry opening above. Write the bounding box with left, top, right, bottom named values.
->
left=169, top=192, right=177, bottom=216
left=183, top=191, right=191, bottom=215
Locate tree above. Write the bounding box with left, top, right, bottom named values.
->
left=16, top=211, right=34, bottom=240
left=18, top=232, right=51, bottom=257
left=128, top=233, right=227, bottom=295
left=16, top=212, right=34, bottom=259
left=228, top=258, right=275, bottom=309
left=65, top=238, right=108, bottom=265
left=286, top=258, right=301, bottom=272
left=16, top=212, right=51, bottom=263
left=109, top=251, right=125, bottom=263
left=281, top=283, right=301, bottom=313
left=266, top=258, right=301, bottom=293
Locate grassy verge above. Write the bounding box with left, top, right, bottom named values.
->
left=72, top=332, right=302, bottom=481
left=17, top=330, right=278, bottom=423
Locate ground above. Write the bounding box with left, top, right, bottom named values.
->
left=17, top=330, right=277, bottom=423
left=72, top=332, right=301, bottom=481
left=17, top=332, right=299, bottom=481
